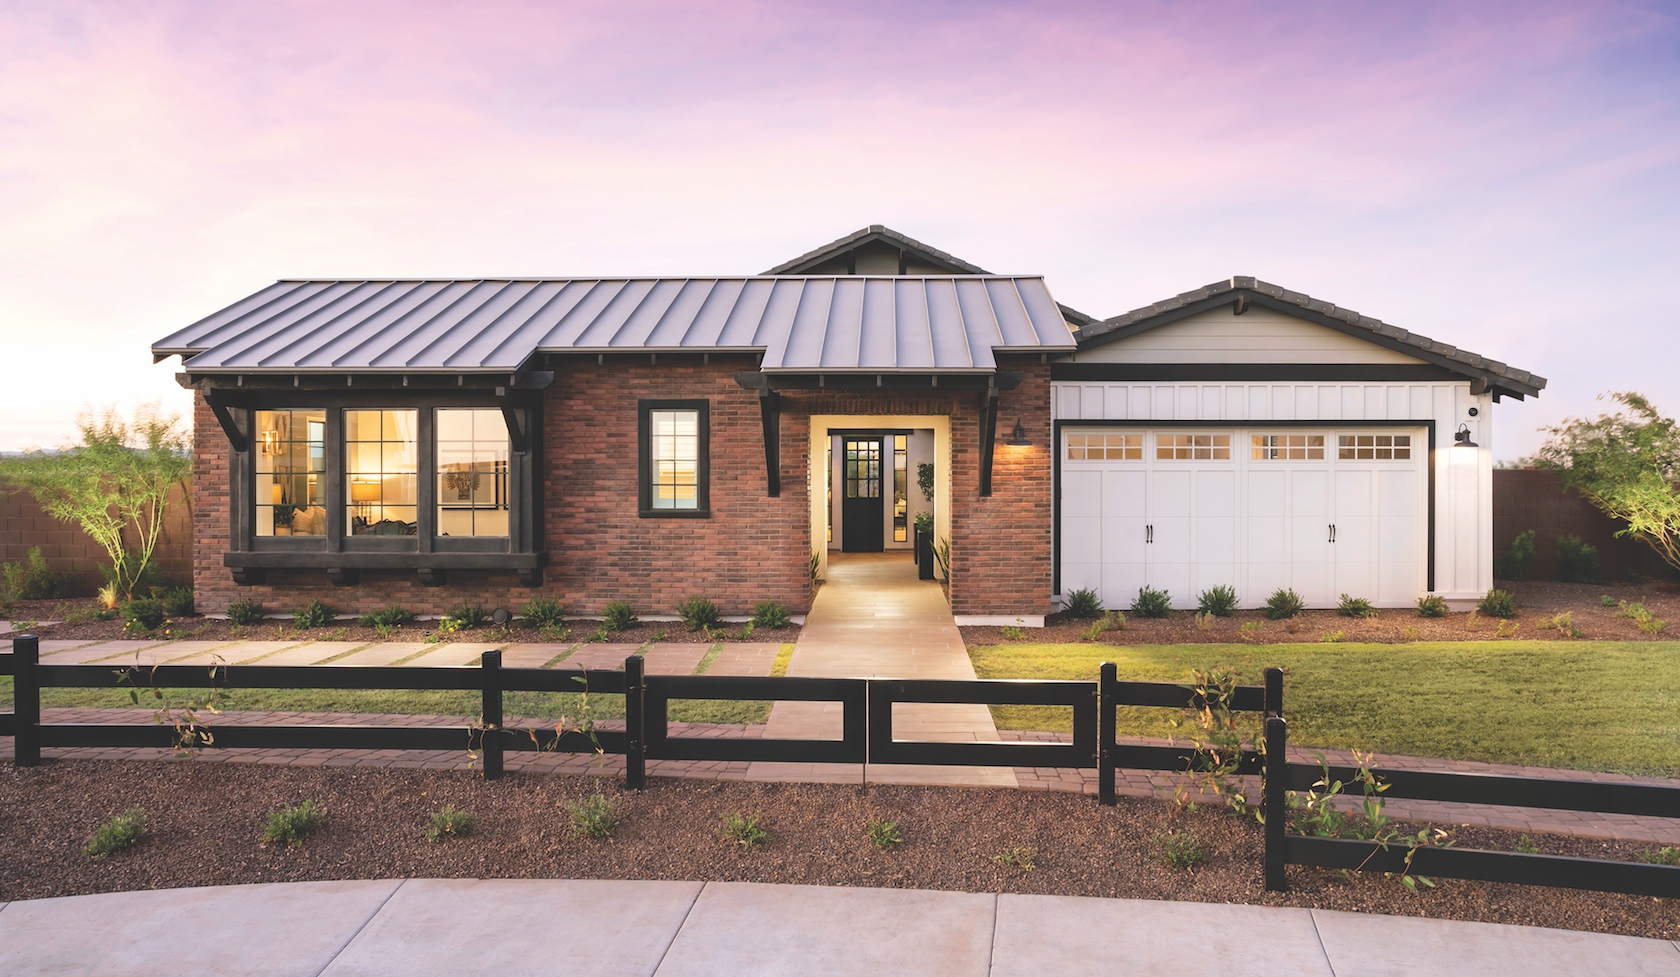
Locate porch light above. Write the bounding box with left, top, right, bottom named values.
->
left=1453, top=423, right=1478, bottom=448
left=1006, top=418, right=1032, bottom=447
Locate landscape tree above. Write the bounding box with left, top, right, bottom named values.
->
left=1532, top=391, right=1680, bottom=574
left=0, top=404, right=192, bottom=599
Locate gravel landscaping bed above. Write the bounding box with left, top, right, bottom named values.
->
left=1, top=760, right=1673, bottom=940
left=963, top=578, right=1680, bottom=646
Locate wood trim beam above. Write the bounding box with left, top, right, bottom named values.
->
left=759, top=387, right=781, bottom=497
left=202, top=389, right=249, bottom=452
left=979, top=386, right=1000, bottom=498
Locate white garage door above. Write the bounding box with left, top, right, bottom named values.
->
left=1060, top=428, right=1425, bottom=609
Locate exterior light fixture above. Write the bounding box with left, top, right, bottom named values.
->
left=1453, top=423, right=1478, bottom=448
left=1006, top=418, right=1032, bottom=447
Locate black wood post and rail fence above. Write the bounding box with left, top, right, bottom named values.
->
left=2, top=634, right=1676, bottom=900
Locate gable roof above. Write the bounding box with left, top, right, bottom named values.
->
left=765, top=224, right=1098, bottom=328
left=1077, top=276, right=1547, bottom=399
left=154, top=276, right=1076, bottom=376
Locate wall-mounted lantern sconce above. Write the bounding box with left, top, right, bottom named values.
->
left=1453, top=423, right=1478, bottom=448
left=1006, top=418, right=1032, bottom=447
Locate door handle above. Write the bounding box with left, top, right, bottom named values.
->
left=1146, top=524, right=1153, bottom=544
left=1328, top=524, right=1336, bottom=543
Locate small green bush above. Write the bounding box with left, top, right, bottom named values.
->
left=1320, top=630, right=1347, bottom=643
left=866, top=817, right=904, bottom=849
left=1494, top=529, right=1536, bottom=580
left=602, top=600, right=639, bottom=631
left=750, top=600, right=792, bottom=629
left=293, top=599, right=337, bottom=630
left=262, top=800, right=325, bottom=846
left=157, top=586, right=195, bottom=618
left=1637, top=846, right=1680, bottom=866
left=678, top=596, right=721, bottom=632
left=568, top=792, right=618, bottom=838
left=1416, top=595, right=1448, bottom=618
left=721, top=811, right=768, bottom=849
left=2, top=546, right=68, bottom=600
left=992, top=846, right=1036, bottom=871
left=1600, top=593, right=1619, bottom=607
left=1129, top=586, right=1173, bottom=619
left=521, top=596, right=566, bottom=629
left=1154, top=829, right=1206, bottom=869
left=444, top=602, right=488, bottom=629
left=1264, top=588, right=1305, bottom=620
left=226, top=598, right=265, bottom=626
left=1196, top=585, right=1238, bottom=618
left=84, top=807, right=147, bottom=859
left=1064, top=587, right=1104, bottom=619
left=120, top=597, right=167, bottom=631
left=1336, top=594, right=1376, bottom=618
left=1616, top=600, right=1667, bottom=634
left=1556, top=534, right=1602, bottom=584
left=427, top=805, right=475, bottom=843
left=1477, top=589, right=1518, bottom=619
left=358, top=605, right=416, bottom=629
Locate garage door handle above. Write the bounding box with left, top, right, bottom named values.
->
left=1146, top=524, right=1153, bottom=544
left=1328, top=524, right=1336, bottom=543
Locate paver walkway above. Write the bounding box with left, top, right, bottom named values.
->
left=748, top=552, right=1016, bottom=788
left=2, top=879, right=1675, bottom=976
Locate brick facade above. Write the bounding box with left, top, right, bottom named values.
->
left=187, top=356, right=1056, bottom=619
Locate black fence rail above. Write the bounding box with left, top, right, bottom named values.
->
left=1262, top=716, right=1680, bottom=899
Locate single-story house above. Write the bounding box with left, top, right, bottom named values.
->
left=153, top=225, right=1545, bottom=624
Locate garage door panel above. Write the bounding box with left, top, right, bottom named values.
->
left=1289, top=471, right=1333, bottom=605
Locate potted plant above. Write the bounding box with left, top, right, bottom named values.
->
left=914, top=512, right=935, bottom=580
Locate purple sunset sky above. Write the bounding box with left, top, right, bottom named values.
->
left=3, top=0, right=1676, bottom=458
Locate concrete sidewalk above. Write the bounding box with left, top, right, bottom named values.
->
left=1, top=879, right=1675, bottom=977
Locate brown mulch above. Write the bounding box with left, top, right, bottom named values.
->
left=1, top=761, right=1673, bottom=939
left=963, top=578, right=1680, bottom=646
left=0, top=603, right=799, bottom=646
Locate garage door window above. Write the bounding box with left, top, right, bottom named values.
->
left=1251, top=433, right=1325, bottom=461
left=1066, top=433, right=1142, bottom=461
left=1156, top=433, right=1230, bottom=460
left=1338, top=434, right=1411, bottom=460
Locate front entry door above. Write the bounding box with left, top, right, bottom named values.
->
left=842, top=437, right=884, bottom=552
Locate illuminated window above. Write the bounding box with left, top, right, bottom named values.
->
left=1251, top=433, right=1325, bottom=461
left=436, top=409, right=510, bottom=537
left=639, top=400, right=709, bottom=515
left=892, top=435, right=908, bottom=542
left=1337, top=434, right=1412, bottom=460
left=1065, top=433, right=1143, bottom=461
left=255, top=409, right=326, bottom=536
left=345, top=409, right=418, bottom=535
left=1156, top=433, right=1231, bottom=460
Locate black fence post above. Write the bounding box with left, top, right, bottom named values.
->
left=1263, top=666, right=1283, bottom=718
left=1263, top=715, right=1288, bottom=891
left=624, top=654, right=646, bottom=790
left=12, top=634, right=41, bottom=767
left=1098, top=662, right=1116, bottom=805
left=481, top=649, right=503, bottom=781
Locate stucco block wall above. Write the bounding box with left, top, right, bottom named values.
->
left=0, top=482, right=191, bottom=594
left=1491, top=468, right=1660, bottom=580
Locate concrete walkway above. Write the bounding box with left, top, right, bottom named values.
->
left=749, top=552, right=1016, bottom=788
left=1, top=879, right=1675, bottom=976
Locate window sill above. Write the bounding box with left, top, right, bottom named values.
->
left=223, top=550, right=546, bottom=588
left=638, top=509, right=711, bottom=519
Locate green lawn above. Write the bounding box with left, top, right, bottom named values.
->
left=970, top=641, right=1680, bottom=778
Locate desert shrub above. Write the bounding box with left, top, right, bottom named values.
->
left=225, top=598, right=264, bottom=625
left=992, top=846, right=1036, bottom=871
left=1264, top=588, right=1305, bottom=620
left=157, top=586, right=194, bottom=618
left=866, top=817, right=903, bottom=849
left=120, top=597, right=167, bottom=631
left=1064, top=587, right=1104, bottom=619
left=1154, top=830, right=1206, bottom=869
left=568, top=792, right=618, bottom=838
left=1494, top=529, right=1536, bottom=580
left=678, top=596, right=721, bottom=632
left=721, top=811, right=768, bottom=849
left=426, top=805, right=474, bottom=843
left=521, top=596, right=566, bottom=629
left=1556, top=534, right=1602, bottom=583
left=1129, top=586, right=1173, bottom=619
left=1416, top=595, right=1448, bottom=618
left=750, top=600, right=791, bottom=629
left=1600, top=593, right=1619, bottom=607
left=262, top=800, right=325, bottom=846
left=1336, top=594, right=1376, bottom=618
left=1196, top=585, right=1238, bottom=618
left=1616, top=600, right=1667, bottom=634
left=292, top=599, right=336, bottom=630
left=2, top=546, right=68, bottom=599
left=1539, top=611, right=1582, bottom=638
left=83, top=807, right=147, bottom=859
left=602, top=600, right=639, bottom=631
left=1321, top=630, right=1347, bottom=643
left=1477, top=589, right=1517, bottom=619
left=359, top=605, right=416, bottom=629
left=444, top=602, right=488, bottom=629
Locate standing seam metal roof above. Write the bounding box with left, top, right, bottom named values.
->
left=154, top=277, right=1076, bottom=374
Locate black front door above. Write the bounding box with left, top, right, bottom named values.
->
left=841, top=437, right=884, bottom=552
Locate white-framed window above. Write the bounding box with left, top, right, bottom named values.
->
left=1251, top=433, right=1325, bottom=461
left=1156, top=433, right=1231, bottom=461
left=1338, top=433, right=1412, bottom=460
left=1065, top=432, right=1142, bottom=461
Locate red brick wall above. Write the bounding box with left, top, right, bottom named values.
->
left=1, top=474, right=192, bottom=596
left=189, top=357, right=1056, bottom=619
left=1492, top=468, right=1661, bottom=579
